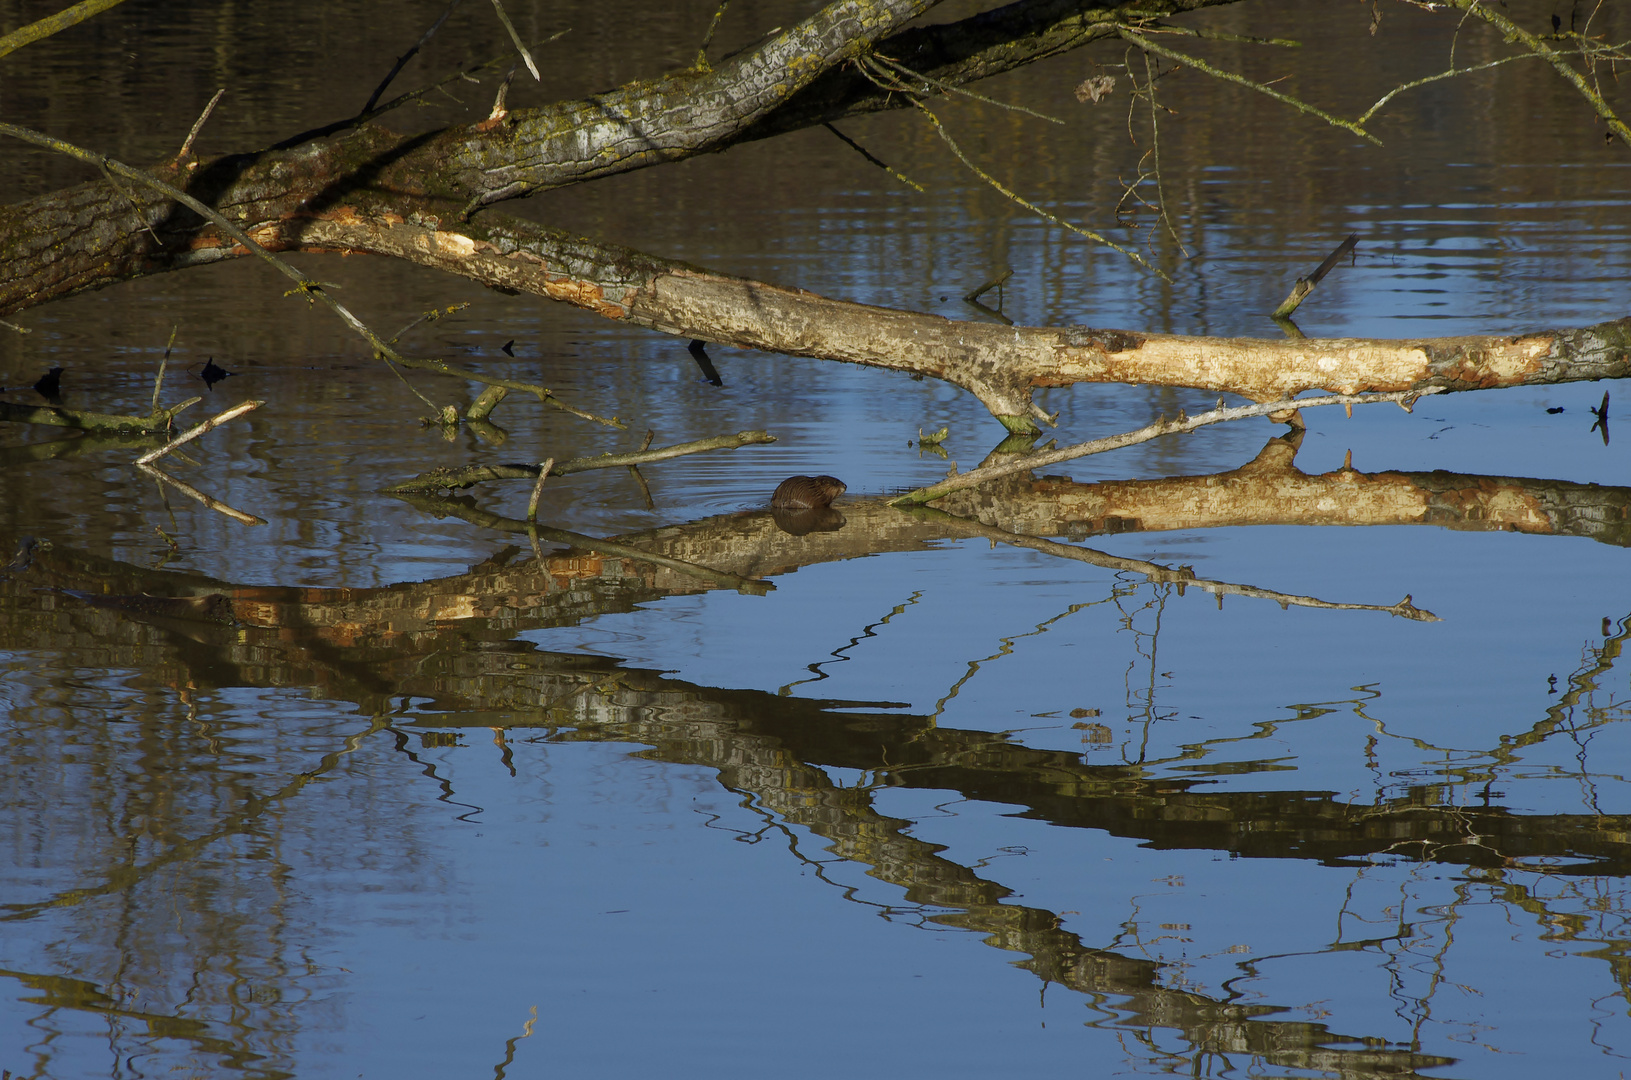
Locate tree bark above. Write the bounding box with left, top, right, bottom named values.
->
left=2, top=0, right=1626, bottom=434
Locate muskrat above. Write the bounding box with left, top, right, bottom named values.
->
left=771, top=474, right=846, bottom=509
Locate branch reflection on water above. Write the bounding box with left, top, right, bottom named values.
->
left=2, top=438, right=1629, bottom=1076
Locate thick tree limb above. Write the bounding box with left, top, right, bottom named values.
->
left=291, top=210, right=1631, bottom=431
left=4, top=0, right=1628, bottom=436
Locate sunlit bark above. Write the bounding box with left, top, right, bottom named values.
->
left=2, top=0, right=1626, bottom=434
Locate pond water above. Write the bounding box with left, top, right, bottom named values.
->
left=2, top=2, right=1630, bottom=1077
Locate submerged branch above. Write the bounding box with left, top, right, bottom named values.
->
left=0, top=396, right=198, bottom=434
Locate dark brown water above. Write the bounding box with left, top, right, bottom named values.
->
left=2, top=2, right=1630, bottom=1077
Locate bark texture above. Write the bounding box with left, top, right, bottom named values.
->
left=2, top=0, right=1625, bottom=433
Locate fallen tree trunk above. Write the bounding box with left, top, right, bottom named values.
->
left=2, top=0, right=1625, bottom=434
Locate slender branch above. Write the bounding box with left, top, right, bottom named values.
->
left=488, top=0, right=541, bottom=81
left=526, top=456, right=555, bottom=522
left=363, top=0, right=464, bottom=114
left=149, top=324, right=178, bottom=416
left=870, top=59, right=1165, bottom=280
left=1117, top=26, right=1381, bottom=145
left=1271, top=233, right=1357, bottom=319
left=1357, top=54, right=1529, bottom=126
left=177, top=89, right=226, bottom=159
left=134, top=399, right=263, bottom=465
left=0, top=0, right=128, bottom=58
left=823, top=122, right=925, bottom=191
left=383, top=430, right=777, bottom=494
left=1128, top=23, right=1301, bottom=48
left=890, top=389, right=1442, bottom=504
left=872, top=55, right=1065, bottom=123
left=1445, top=0, right=1631, bottom=144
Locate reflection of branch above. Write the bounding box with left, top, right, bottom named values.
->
left=906, top=505, right=1438, bottom=619
left=0, top=713, right=393, bottom=922
left=138, top=464, right=266, bottom=526
left=392, top=493, right=774, bottom=595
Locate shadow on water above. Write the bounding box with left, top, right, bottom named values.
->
left=4, top=433, right=1629, bottom=1076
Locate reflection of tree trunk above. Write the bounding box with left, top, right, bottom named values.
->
left=5, top=0, right=1627, bottom=431
left=6, top=533, right=1626, bottom=878
left=5, top=531, right=1620, bottom=1074
left=925, top=435, right=1631, bottom=547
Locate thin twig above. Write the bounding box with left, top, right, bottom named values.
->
left=1117, top=27, right=1381, bottom=146
left=1121, top=23, right=1302, bottom=49
left=890, top=389, right=1443, bottom=505
left=488, top=0, right=540, bottom=81
left=134, top=400, right=263, bottom=465
left=696, top=1, right=729, bottom=67
left=872, top=55, right=1065, bottom=124
left=1358, top=55, right=1530, bottom=125
left=824, top=122, right=924, bottom=192
left=627, top=465, right=655, bottom=509
left=1, top=318, right=31, bottom=335
left=177, top=89, right=226, bottom=159
left=878, top=74, right=1165, bottom=280
left=149, top=324, right=178, bottom=416
left=363, top=0, right=464, bottom=114
left=964, top=268, right=1012, bottom=303
left=1135, top=49, right=1190, bottom=258
left=389, top=303, right=471, bottom=344
left=526, top=456, right=555, bottom=522
left=905, top=506, right=1437, bottom=620
left=1272, top=233, right=1358, bottom=319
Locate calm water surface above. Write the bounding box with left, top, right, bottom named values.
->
left=1, top=2, right=1630, bottom=1077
